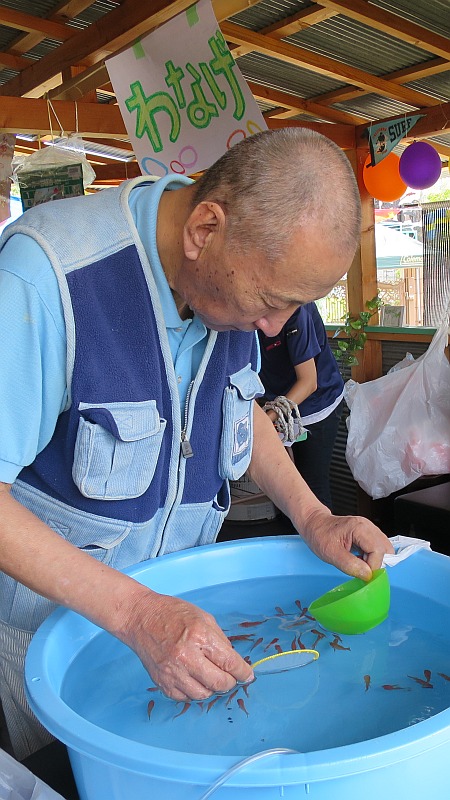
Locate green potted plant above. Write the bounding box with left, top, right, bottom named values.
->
left=333, top=295, right=383, bottom=367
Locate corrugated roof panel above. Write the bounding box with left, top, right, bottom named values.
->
left=372, top=0, right=450, bottom=38
left=0, top=67, right=19, bottom=86
left=286, top=15, right=434, bottom=76
left=405, top=71, right=450, bottom=103
left=0, top=1, right=120, bottom=67
left=335, top=94, right=419, bottom=119
left=271, top=110, right=341, bottom=123
left=65, top=1, right=121, bottom=30
left=0, top=1, right=59, bottom=15
left=429, top=133, right=450, bottom=149
left=237, top=51, right=343, bottom=98
left=24, top=38, right=62, bottom=60
left=230, top=0, right=314, bottom=30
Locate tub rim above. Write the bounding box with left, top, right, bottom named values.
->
left=25, top=536, right=450, bottom=787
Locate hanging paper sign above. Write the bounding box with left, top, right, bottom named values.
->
left=106, top=0, right=267, bottom=178
left=367, top=115, right=424, bottom=167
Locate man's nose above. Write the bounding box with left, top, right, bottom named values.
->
left=254, top=316, right=285, bottom=337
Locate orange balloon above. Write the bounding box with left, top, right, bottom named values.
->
left=362, top=153, right=407, bottom=202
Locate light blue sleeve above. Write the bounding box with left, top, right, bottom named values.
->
left=255, top=331, right=261, bottom=373
left=0, top=234, right=67, bottom=483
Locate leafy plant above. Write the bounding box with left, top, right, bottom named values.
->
left=333, top=295, right=383, bottom=367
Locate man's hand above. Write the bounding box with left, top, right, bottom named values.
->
left=123, top=592, right=254, bottom=701
left=300, top=507, right=395, bottom=581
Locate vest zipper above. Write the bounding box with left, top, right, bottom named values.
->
left=180, top=380, right=194, bottom=458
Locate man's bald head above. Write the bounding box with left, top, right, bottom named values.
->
left=193, top=128, right=361, bottom=266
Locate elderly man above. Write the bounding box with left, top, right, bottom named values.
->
left=0, top=128, right=393, bottom=758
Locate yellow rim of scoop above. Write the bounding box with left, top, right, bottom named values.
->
left=251, top=649, right=319, bottom=669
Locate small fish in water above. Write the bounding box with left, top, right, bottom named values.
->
left=295, top=599, right=303, bottom=611
left=275, top=606, right=286, bottom=616
left=264, top=637, right=279, bottom=652
left=228, top=634, right=254, bottom=642
left=237, top=698, right=249, bottom=717
left=197, top=702, right=204, bottom=712
left=408, top=674, right=433, bottom=688
left=423, top=669, right=432, bottom=683
left=250, top=637, right=264, bottom=652
left=227, top=689, right=239, bottom=706
left=242, top=683, right=250, bottom=698
left=147, top=700, right=155, bottom=720
left=330, top=636, right=350, bottom=652
left=283, top=618, right=308, bottom=629
left=207, top=696, right=221, bottom=713
left=291, top=637, right=297, bottom=650
left=438, top=672, right=450, bottom=682
left=275, top=643, right=283, bottom=654
left=364, top=674, right=371, bottom=692
left=382, top=684, right=411, bottom=691
left=146, top=686, right=159, bottom=692
left=239, top=620, right=267, bottom=628
left=311, top=629, right=326, bottom=649
left=297, top=636, right=306, bottom=650
left=243, top=655, right=252, bottom=665
left=173, top=702, right=191, bottom=719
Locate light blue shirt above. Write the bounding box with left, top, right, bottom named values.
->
left=0, top=178, right=208, bottom=483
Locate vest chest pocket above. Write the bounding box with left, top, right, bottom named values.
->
left=73, top=400, right=167, bottom=500
left=219, top=364, right=264, bottom=481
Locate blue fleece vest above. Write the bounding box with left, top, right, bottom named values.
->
left=1, top=179, right=263, bottom=630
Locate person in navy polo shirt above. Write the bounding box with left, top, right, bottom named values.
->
left=259, top=302, right=344, bottom=510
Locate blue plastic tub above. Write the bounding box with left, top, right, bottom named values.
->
left=25, top=536, right=450, bottom=799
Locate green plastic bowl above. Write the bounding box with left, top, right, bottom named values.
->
left=308, top=568, right=390, bottom=635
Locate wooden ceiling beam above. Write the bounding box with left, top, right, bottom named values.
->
left=315, top=0, right=450, bottom=61
left=49, top=0, right=262, bottom=102
left=0, top=7, right=75, bottom=41
left=230, top=6, right=337, bottom=58
left=48, top=61, right=109, bottom=101
left=222, top=21, right=440, bottom=109
left=7, top=1, right=98, bottom=56
left=265, top=116, right=355, bottom=150
left=92, top=162, right=141, bottom=181
left=0, top=51, right=33, bottom=71
left=212, top=0, right=261, bottom=18
left=311, top=58, right=450, bottom=107
left=263, top=6, right=337, bottom=36
left=0, top=0, right=196, bottom=98
left=248, top=81, right=366, bottom=125
left=52, top=1, right=102, bottom=23
left=0, top=96, right=126, bottom=138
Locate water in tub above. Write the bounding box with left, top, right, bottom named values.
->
left=61, top=575, right=450, bottom=755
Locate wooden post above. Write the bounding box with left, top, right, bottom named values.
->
left=346, top=146, right=382, bottom=383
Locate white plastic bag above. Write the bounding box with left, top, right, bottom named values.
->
left=12, top=136, right=96, bottom=190
left=0, top=748, right=65, bottom=800
left=344, top=317, right=450, bottom=499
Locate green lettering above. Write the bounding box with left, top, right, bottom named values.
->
left=125, top=81, right=181, bottom=152
left=208, top=30, right=245, bottom=120
left=199, top=62, right=227, bottom=110
left=165, top=60, right=186, bottom=108
left=185, top=63, right=219, bottom=129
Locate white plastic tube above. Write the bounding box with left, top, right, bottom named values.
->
left=198, top=747, right=300, bottom=799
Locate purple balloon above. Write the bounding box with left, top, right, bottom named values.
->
left=399, top=141, right=442, bottom=189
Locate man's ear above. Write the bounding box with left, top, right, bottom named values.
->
left=183, top=201, right=226, bottom=261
